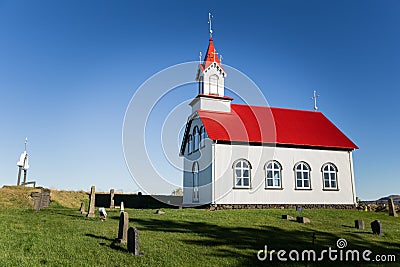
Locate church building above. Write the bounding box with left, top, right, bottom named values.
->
left=180, top=25, right=358, bottom=209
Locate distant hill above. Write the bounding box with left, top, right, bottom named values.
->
left=0, top=186, right=88, bottom=209
left=378, top=195, right=400, bottom=202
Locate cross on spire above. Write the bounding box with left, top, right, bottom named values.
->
left=24, top=137, right=28, bottom=152
left=311, top=90, right=319, bottom=111
left=208, top=13, right=213, bottom=38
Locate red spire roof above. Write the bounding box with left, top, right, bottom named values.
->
left=202, top=37, right=221, bottom=69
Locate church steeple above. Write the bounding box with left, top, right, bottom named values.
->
left=191, top=13, right=232, bottom=114
left=195, top=36, right=226, bottom=97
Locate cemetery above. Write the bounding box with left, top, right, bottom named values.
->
left=0, top=185, right=399, bottom=266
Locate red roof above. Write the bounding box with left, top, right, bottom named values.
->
left=202, top=37, right=222, bottom=70
left=197, top=104, right=358, bottom=150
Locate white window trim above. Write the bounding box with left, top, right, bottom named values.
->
left=264, top=160, right=283, bottom=189
left=232, top=159, right=252, bottom=189
left=321, top=163, right=339, bottom=191
left=294, top=162, right=312, bottom=190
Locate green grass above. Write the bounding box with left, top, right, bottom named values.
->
left=0, top=206, right=399, bottom=266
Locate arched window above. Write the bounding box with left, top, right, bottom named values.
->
left=265, top=161, right=282, bottom=188
left=192, top=162, right=199, bottom=202
left=200, top=126, right=206, bottom=148
left=294, top=162, right=311, bottom=189
left=322, top=163, right=338, bottom=190
left=193, top=126, right=199, bottom=151
left=209, top=74, right=218, bottom=95
left=233, top=159, right=251, bottom=188
left=187, top=135, right=193, bottom=154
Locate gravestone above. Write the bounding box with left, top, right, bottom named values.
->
left=297, top=217, right=311, bottom=223
left=79, top=202, right=85, bottom=213
left=110, top=189, right=115, bottom=209
left=31, top=188, right=51, bottom=212
left=127, top=227, right=141, bottom=256
left=117, top=211, right=129, bottom=243
left=282, top=214, right=294, bottom=220
left=296, top=206, right=303, bottom=213
left=354, top=219, right=365, bottom=230
left=371, top=220, right=383, bottom=236
left=388, top=198, right=398, bottom=217
left=87, top=186, right=96, bottom=218
left=154, top=209, right=165, bottom=215
left=120, top=201, right=125, bottom=213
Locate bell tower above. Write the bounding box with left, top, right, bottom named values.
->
left=190, top=13, right=232, bottom=113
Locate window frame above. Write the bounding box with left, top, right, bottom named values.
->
left=321, top=163, right=339, bottom=191
left=192, top=162, right=199, bottom=202
left=192, top=126, right=200, bottom=152
left=264, top=160, right=283, bottom=189
left=187, top=135, right=193, bottom=155
left=232, top=159, right=252, bottom=189
left=294, top=161, right=312, bottom=190
left=200, top=126, right=206, bottom=148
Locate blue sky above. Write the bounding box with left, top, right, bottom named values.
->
left=0, top=0, right=399, bottom=200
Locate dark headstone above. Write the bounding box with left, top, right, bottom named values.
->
left=127, top=227, right=141, bottom=256
left=40, top=188, right=50, bottom=208
left=282, top=214, right=294, bottom=220
left=297, top=216, right=311, bottom=223
left=87, top=186, right=95, bottom=218
left=117, top=211, right=129, bottom=243
left=154, top=209, right=165, bottom=215
left=32, top=192, right=41, bottom=212
left=388, top=198, right=398, bottom=217
left=354, top=219, right=365, bottom=230
left=79, top=202, right=85, bottom=213
left=371, top=220, right=383, bottom=236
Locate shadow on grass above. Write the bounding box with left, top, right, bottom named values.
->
left=128, top=217, right=400, bottom=266
left=86, top=233, right=128, bottom=253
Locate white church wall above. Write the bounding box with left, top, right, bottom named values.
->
left=202, top=62, right=225, bottom=96
left=213, top=144, right=356, bottom=205
left=190, top=96, right=231, bottom=113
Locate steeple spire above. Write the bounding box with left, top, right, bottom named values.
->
left=208, top=13, right=213, bottom=38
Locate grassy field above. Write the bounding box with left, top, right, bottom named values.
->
left=0, top=203, right=399, bottom=266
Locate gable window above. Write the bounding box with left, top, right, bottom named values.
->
left=265, top=161, right=282, bottom=189
left=209, top=74, right=218, bottom=95
left=200, top=126, right=206, bottom=148
left=187, top=135, right=193, bottom=154
left=322, top=163, right=338, bottom=190
left=233, top=159, right=251, bottom=188
left=193, top=126, right=200, bottom=151
left=294, top=162, right=311, bottom=189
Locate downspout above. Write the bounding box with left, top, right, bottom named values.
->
left=348, top=150, right=356, bottom=205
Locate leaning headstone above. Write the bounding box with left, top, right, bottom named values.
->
left=282, top=214, right=294, bottom=220
left=354, top=219, right=365, bottom=230
left=120, top=201, right=125, bottom=213
left=110, top=189, right=115, bottom=209
left=127, top=227, right=142, bottom=256
left=40, top=188, right=51, bottom=208
left=87, top=186, right=96, bottom=218
left=117, top=211, right=129, bottom=243
left=371, top=220, right=383, bottom=236
left=388, top=198, right=398, bottom=217
left=32, top=192, right=41, bottom=212
left=297, top=217, right=311, bottom=223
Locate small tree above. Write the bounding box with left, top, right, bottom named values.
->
left=171, top=187, right=183, bottom=196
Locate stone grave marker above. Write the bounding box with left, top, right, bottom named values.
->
left=120, top=201, right=124, bottom=213
left=388, top=198, right=398, bottom=217
left=31, top=188, right=51, bottom=212
left=371, top=220, right=383, bottom=236
left=354, top=219, right=364, bottom=229
left=79, top=202, right=86, bottom=214
left=297, top=217, right=311, bottom=223
left=296, top=206, right=303, bottom=213
left=127, top=227, right=142, bottom=256
left=99, top=207, right=107, bottom=221
left=117, top=211, right=129, bottom=243
left=110, top=189, right=115, bottom=209
left=87, top=186, right=95, bottom=218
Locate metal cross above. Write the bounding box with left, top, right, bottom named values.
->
left=208, top=13, right=213, bottom=38
left=211, top=49, right=218, bottom=62
left=24, top=137, right=28, bottom=151
left=311, top=90, right=319, bottom=111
